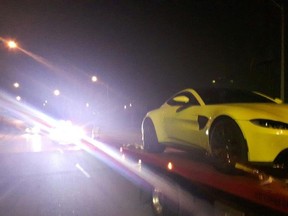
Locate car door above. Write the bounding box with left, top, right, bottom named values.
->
left=163, top=91, right=203, bottom=147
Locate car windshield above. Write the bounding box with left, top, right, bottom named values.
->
left=195, top=88, right=276, bottom=105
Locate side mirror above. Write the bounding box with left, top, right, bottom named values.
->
left=173, top=95, right=189, bottom=104
left=274, top=98, right=283, bottom=104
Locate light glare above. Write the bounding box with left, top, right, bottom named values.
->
left=167, top=162, right=173, bottom=170
left=91, top=76, right=98, bottom=82
left=7, top=40, right=17, bottom=49
left=53, top=89, right=60, bottom=96
left=49, top=120, right=85, bottom=144
left=13, top=82, right=20, bottom=88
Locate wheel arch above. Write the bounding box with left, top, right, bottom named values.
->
left=274, top=149, right=288, bottom=167
left=208, top=115, right=248, bottom=154
left=141, top=117, right=154, bottom=139
left=142, top=114, right=164, bottom=143
left=142, top=115, right=166, bottom=153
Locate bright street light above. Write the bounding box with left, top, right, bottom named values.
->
left=53, top=89, right=60, bottom=96
left=7, top=40, right=18, bottom=49
left=0, top=37, right=17, bottom=48
left=91, top=75, right=98, bottom=82
left=13, top=82, right=20, bottom=88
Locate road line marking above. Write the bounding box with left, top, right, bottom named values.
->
left=75, top=163, right=91, bottom=178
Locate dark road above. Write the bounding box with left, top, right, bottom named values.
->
left=0, top=132, right=286, bottom=216
left=0, top=134, right=153, bottom=216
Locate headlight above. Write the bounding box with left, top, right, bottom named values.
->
left=49, top=120, right=85, bottom=144
left=250, top=119, right=288, bottom=130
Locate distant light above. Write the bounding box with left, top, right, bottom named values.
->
left=16, top=96, right=21, bottom=101
left=7, top=40, right=17, bottom=49
left=53, top=89, right=60, bottom=96
left=86, top=103, right=90, bottom=108
left=212, top=80, right=216, bottom=84
left=124, top=103, right=132, bottom=110
left=13, top=82, right=20, bottom=88
left=91, top=76, right=98, bottom=82
left=43, top=100, right=48, bottom=106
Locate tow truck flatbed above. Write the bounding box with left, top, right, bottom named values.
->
left=121, top=145, right=288, bottom=215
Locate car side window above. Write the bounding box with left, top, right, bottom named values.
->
left=167, top=92, right=199, bottom=106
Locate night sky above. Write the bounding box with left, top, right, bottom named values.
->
left=0, top=0, right=287, bottom=122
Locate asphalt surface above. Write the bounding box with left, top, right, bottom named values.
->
left=1, top=132, right=285, bottom=216
left=0, top=134, right=153, bottom=216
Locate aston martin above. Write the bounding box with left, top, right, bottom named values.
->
left=142, top=88, right=288, bottom=170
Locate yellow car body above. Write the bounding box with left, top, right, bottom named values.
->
left=142, top=88, right=288, bottom=166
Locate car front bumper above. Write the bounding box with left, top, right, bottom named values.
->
left=238, top=120, right=288, bottom=163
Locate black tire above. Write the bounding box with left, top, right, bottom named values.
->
left=143, top=118, right=165, bottom=153
left=210, top=117, right=248, bottom=172
left=274, top=149, right=288, bottom=170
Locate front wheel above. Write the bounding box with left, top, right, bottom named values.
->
left=143, top=118, right=165, bottom=153
left=210, top=117, right=248, bottom=172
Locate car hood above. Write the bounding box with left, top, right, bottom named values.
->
left=209, top=103, right=288, bottom=122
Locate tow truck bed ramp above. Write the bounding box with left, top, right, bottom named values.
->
left=121, top=145, right=288, bottom=215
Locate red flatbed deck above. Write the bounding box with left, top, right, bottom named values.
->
left=121, top=146, right=288, bottom=215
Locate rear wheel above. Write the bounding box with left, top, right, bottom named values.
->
left=143, top=118, right=165, bottom=153
left=210, top=117, right=248, bottom=172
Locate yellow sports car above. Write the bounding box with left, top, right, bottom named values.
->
left=142, top=88, right=288, bottom=170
